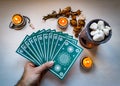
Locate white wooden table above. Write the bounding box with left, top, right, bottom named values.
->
left=0, top=0, right=120, bottom=86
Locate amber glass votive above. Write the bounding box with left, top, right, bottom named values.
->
left=80, top=56, right=93, bottom=71
left=58, top=17, right=68, bottom=30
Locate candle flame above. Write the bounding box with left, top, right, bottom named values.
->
left=82, top=57, right=93, bottom=68
left=58, top=17, right=68, bottom=26
left=12, top=14, right=23, bottom=25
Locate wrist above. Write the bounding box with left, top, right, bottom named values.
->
left=16, top=75, right=29, bottom=86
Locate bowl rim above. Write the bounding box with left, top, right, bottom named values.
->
left=86, top=19, right=112, bottom=44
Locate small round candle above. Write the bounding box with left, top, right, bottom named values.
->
left=80, top=56, right=93, bottom=71
left=12, top=14, right=23, bottom=25
left=58, top=17, right=68, bottom=30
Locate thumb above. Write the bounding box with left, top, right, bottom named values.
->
left=35, top=61, right=54, bottom=73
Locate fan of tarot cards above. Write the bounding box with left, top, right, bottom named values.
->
left=16, top=29, right=83, bottom=79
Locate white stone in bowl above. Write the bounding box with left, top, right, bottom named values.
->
left=97, top=20, right=104, bottom=30
left=90, top=22, right=98, bottom=30
left=93, top=30, right=105, bottom=41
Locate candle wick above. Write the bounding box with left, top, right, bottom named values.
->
left=87, top=61, right=90, bottom=64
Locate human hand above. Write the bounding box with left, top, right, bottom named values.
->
left=16, top=61, right=54, bottom=86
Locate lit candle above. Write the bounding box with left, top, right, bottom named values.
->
left=12, top=14, right=23, bottom=25
left=58, top=17, right=68, bottom=30
left=80, top=56, right=93, bottom=71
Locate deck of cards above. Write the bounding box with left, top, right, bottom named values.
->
left=16, top=29, right=83, bottom=79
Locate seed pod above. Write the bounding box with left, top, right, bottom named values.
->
left=65, top=12, right=71, bottom=18
left=78, top=19, right=85, bottom=27
left=75, top=33, right=79, bottom=38
left=70, top=19, right=77, bottom=27
left=71, top=10, right=81, bottom=16
left=71, top=15, right=76, bottom=20
left=74, top=30, right=81, bottom=33
left=61, top=6, right=71, bottom=14
left=74, top=26, right=82, bottom=31
left=73, top=25, right=83, bottom=38
left=76, top=10, right=81, bottom=16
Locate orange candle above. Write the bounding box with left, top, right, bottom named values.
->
left=58, top=17, right=68, bottom=30
left=80, top=56, right=93, bottom=71
left=12, top=14, right=23, bottom=25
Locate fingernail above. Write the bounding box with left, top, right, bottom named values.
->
left=49, top=61, right=54, bottom=66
